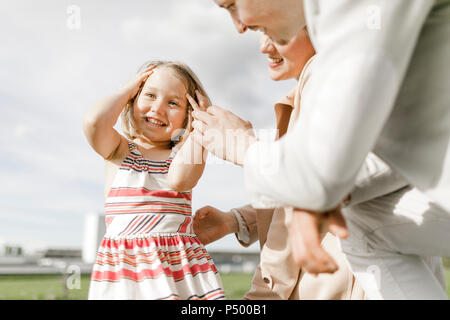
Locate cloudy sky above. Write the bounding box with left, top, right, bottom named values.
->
left=0, top=0, right=294, bottom=253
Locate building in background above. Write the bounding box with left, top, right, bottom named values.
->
left=0, top=212, right=106, bottom=275
left=82, top=212, right=105, bottom=264
left=0, top=212, right=259, bottom=275
left=208, top=251, right=259, bottom=274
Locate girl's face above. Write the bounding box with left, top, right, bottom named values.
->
left=259, top=28, right=315, bottom=81
left=132, top=67, right=188, bottom=145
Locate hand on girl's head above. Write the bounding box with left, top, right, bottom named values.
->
left=138, top=66, right=156, bottom=85
left=186, top=90, right=209, bottom=113
left=195, top=90, right=210, bottom=112
left=122, top=65, right=156, bottom=101
left=186, top=93, right=198, bottom=112
left=138, top=64, right=156, bottom=80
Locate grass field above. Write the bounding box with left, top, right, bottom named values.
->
left=0, top=272, right=254, bottom=300
left=0, top=270, right=449, bottom=300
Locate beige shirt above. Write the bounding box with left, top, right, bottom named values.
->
left=235, top=57, right=366, bottom=300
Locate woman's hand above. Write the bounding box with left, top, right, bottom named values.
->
left=289, top=206, right=349, bottom=276
left=120, top=64, right=156, bottom=100
left=193, top=206, right=238, bottom=245
left=189, top=92, right=257, bottom=166
left=181, top=90, right=210, bottom=145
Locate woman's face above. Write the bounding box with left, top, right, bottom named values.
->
left=214, top=0, right=248, bottom=34
left=132, top=67, right=188, bottom=144
left=259, top=28, right=315, bottom=81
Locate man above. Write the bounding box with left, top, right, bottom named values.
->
left=195, top=0, right=450, bottom=298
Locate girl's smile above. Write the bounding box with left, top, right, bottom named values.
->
left=133, top=67, right=189, bottom=144
left=144, top=116, right=168, bottom=128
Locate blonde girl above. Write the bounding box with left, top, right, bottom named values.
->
left=83, top=60, right=224, bottom=300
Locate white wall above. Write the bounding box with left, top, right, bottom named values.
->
left=82, top=212, right=106, bottom=264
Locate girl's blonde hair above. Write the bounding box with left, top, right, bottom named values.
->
left=121, top=60, right=210, bottom=146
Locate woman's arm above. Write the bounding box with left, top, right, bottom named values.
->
left=83, top=65, right=155, bottom=160
left=232, top=205, right=259, bottom=246
left=244, top=0, right=434, bottom=211
left=345, top=152, right=408, bottom=207
left=190, top=105, right=257, bottom=167
left=193, top=206, right=239, bottom=245
left=192, top=204, right=259, bottom=247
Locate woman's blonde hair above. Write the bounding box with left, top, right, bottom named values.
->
left=121, top=60, right=210, bottom=146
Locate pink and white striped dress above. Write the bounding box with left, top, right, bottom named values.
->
left=88, top=142, right=225, bottom=300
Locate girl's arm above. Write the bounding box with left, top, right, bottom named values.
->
left=83, top=65, right=155, bottom=160
left=167, top=92, right=209, bottom=191
left=167, top=135, right=207, bottom=191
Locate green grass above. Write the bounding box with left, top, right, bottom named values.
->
left=0, top=270, right=448, bottom=300
left=221, top=272, right=254, bottom=300
left=446, top=269, right=450, bottom=298
left=0, top=273, right=253, bottom=300
left=0, top=275, right=89, bottom=300
left=0, top=274, right=91, bottom=300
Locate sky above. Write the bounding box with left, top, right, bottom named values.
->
left=0, top=0, right=294, bottom=253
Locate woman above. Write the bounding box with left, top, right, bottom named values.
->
left=193, top=27, right=446, bottom=299
left=192, top=28, right=366, bottom=299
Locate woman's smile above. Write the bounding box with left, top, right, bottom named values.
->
left=268, top=56, right=284, bottom=68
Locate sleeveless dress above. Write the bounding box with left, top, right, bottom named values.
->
left=88, top=142, right=225, bottom=300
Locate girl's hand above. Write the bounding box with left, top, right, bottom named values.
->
left=120, top=65, right=156, bottom=100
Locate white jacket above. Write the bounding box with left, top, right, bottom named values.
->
left=244, top=0, right=450, bottom=212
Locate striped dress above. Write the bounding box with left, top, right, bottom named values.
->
left=88, top=142, right=225, bottom=300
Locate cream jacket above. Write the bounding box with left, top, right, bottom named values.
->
left=235, top=57, right=391, bottom=300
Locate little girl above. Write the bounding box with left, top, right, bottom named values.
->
left=83, top=60, right=225, bottom=300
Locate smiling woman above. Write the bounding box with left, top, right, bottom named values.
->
left=215, top=0, right=306, bottom=44
left=259, top=28, right=315, bottom=81
left=213, top=0, right=248, bottom=34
